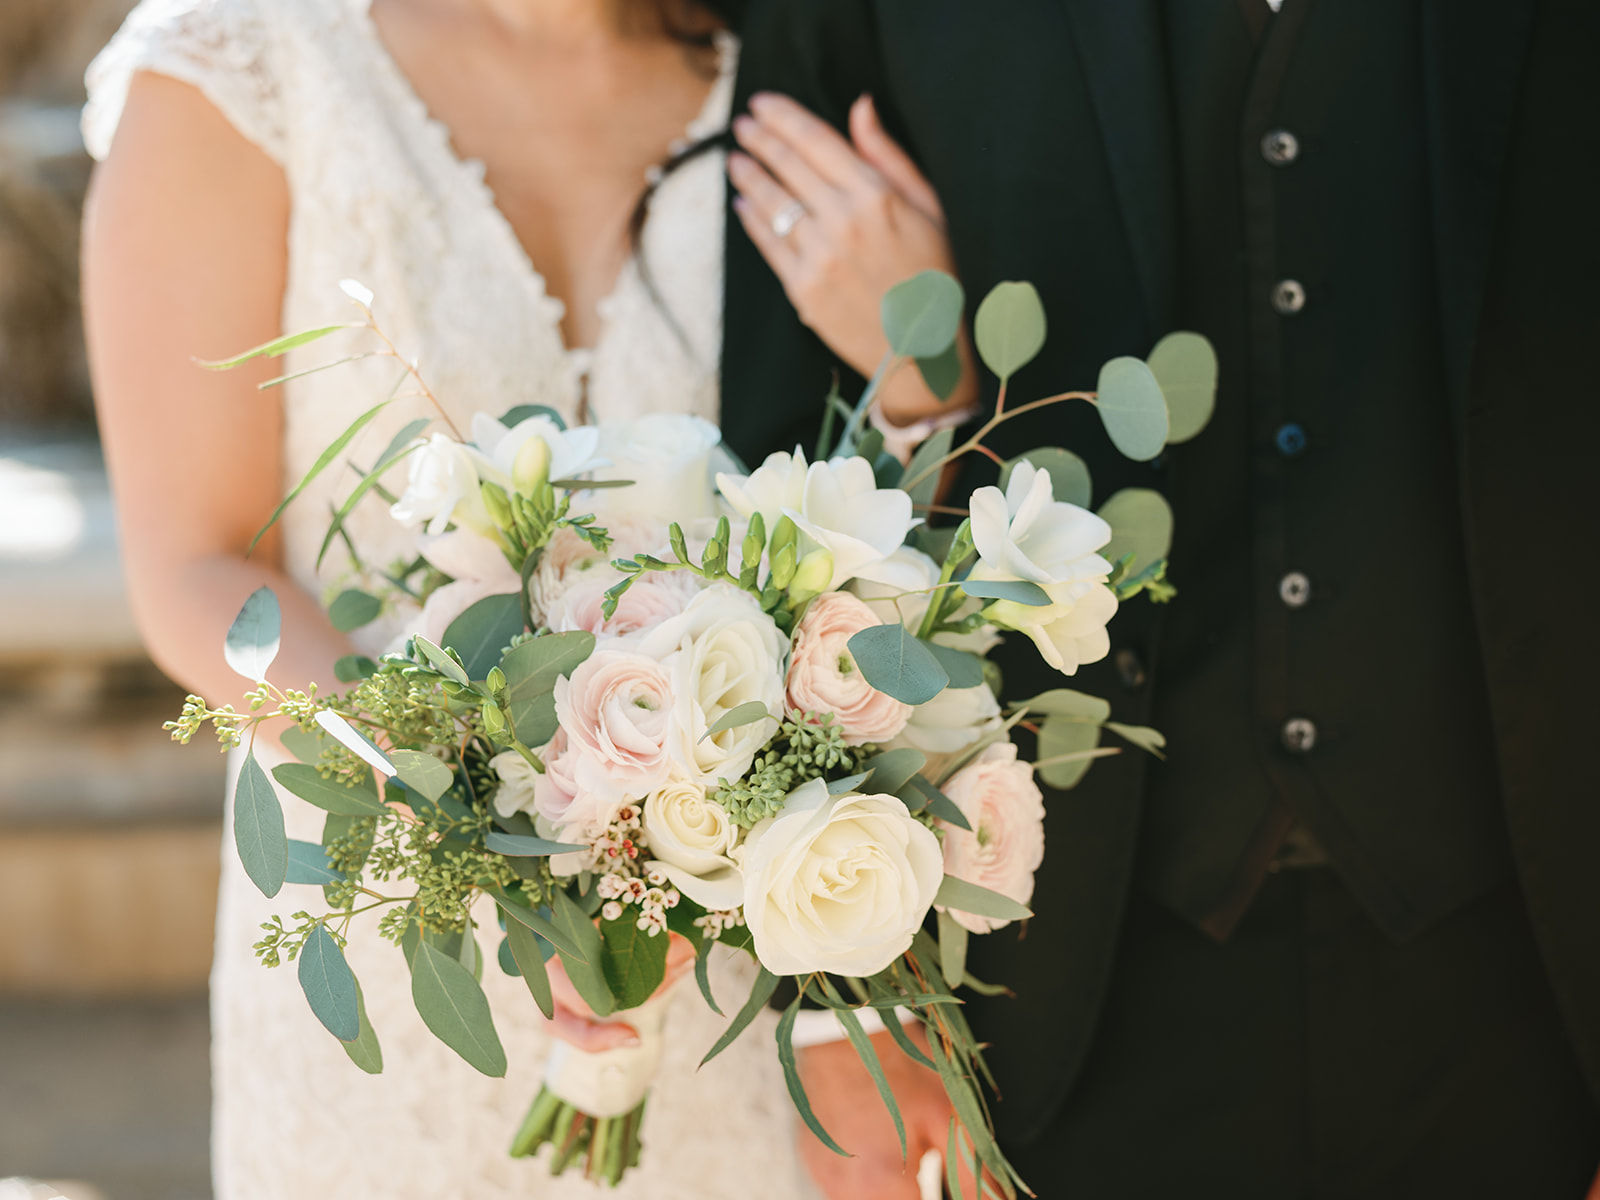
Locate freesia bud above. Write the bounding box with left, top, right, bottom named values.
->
left=788, top=548, right=834, bottom=605
left=480, top=481, right=513, bottom=530
left=512, top=435, right=552, bottom=495
left=486, top=666, right=507, bottom=694
left=770, top=514, right=799, bottom=558
left=770, top=541, right=798, bottom=589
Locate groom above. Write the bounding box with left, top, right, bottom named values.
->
left=720, top=0, right=1600, bottom=1196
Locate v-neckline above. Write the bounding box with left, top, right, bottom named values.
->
left=354, top=0, right=733, bottom=360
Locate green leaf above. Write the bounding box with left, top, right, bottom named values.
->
left=484, top=831, right=589, bottom=857
left=960, top=578, right=1051, bottom=607
left=881, top=269, right=965, bottom=359
left=333, top=654, right=378, bottom=682
left=410, top=941, right=507, bottom=1077
left=946, top=1117, right=965, bottom=1200
left=693, top=936, right=723, bottom=1017
left=1096, top=356, right=1170, bottom=461
left=1106, top=721, right=1168, bottom=759
left=271, top=763, right=389, bottom=816
left=1015, top=688, right=1111, bottom=723
left=246, top=401, right=389, bottom=555
left=847, top=623, right=950, bottom=706
left=298, top=924, right=360, bottom=1041
left=701, top=965, right=779, bottom=1066
left=442, top=594, right=524, bottom=681
left=285, top=839, right=342, bottom=886
left=388, top=750, right=453, bottom=803
left=314, top=417, right=429, bottom=568
left=1037, top=713, right=1103, bottom=789
left=509, top=691, right=558, bottom=748
left=923, top=642, right=984, bottom=689
left=413, top=636, right=470, bottom=685
left=487, top=888, right=588, bottom=960
left=498, top=403, right=566, bottom=430
left=280, top=726, right=327, bottom=765
left=502, top=631, right=596, bottom=722
left=861, top=747, right=927, bottom=796
left=549, top=887, right=614, bottom=1017
left=197, top=324, right=352, bottom=369
left=327, top=588, right=382, bottom=633
left=340, top=977, right=383, bottom=1073
left=901, top=427, right=953, bottom=512
left=819, top=979, right=905, bottom=1160
left=700, top=700, right=777, bottom=743
left=826, top=771, right=873, bottom=795
left=999, top=447, right=1092, bottom=508
left=895, top=773, right=935, bottom=815
left=1147, top=331, right=1217, bottom=444
left=777, top=998, right=849, bottom=1155
left=233, top=751, right=286, bottom=898
left=934, top=874, right=1033, bottom=922
left=599, top=916, right=670, bottom=1010
left=224, top=588, right=281, bottom=683
left=973, top=281, right=1046, bottom=382
left=915, top=339, right=964, bottom=401
left=1098, top=488, right=1174, bottom=576
left=922, top=783, right=973, bottom=832
left=503, top=919, right=555, bottom=1019
left=882, top=1008, right=937, bottom=1070
left=937, top=909, right=969, bottom=990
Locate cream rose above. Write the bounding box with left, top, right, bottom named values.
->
left=554, top=650, right=676, bottom=804
left=937, top=741, right=1045, bottom=934
left=786, top=591, right=912, bottom=745
left=631, top=584, right=788, bottom=786
left=642, top=777, right=744, bottom=909
left=741, top=779, right=944, bottom=976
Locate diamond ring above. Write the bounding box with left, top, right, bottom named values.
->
left=771, top=200, right=807, bottom=239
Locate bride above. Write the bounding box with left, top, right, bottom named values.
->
left=79, top=0, right=968, bottom=1195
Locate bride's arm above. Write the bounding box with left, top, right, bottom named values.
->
left=83, top=72, right=351, bottom=707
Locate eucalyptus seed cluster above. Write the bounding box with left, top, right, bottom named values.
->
left=165, top=694, right=244, bottom=749
left=709, top=712, right=871, bottom=828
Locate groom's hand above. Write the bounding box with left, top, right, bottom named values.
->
left=797, top=1025, right=980, bottom=1200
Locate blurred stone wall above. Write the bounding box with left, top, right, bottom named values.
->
left=0, top=0, right=137, bottom=431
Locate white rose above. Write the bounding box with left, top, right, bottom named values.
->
left=979, top=567, right=1118, bottom=675
left=631, top=584, right=788, bottom=787
left=390, top=433, right=484, bottom=535
left=469, top=412, right=606, bottom=490
left=969, top=462, right=1113, bottom=586
left=589, top=414, right=723, bottom=523
left=643, top=777, right=744, bottom=909
left=937, top=741, right=1044, bottom=934
left=741, top=779, right=944, bottom=976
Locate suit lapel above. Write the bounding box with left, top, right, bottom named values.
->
left=1061, top=0, right=1178, bottom=337
left=1420, top=0, right=1536, bottom=424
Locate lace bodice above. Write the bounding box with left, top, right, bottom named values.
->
left=87, top=4, right=818, bottom=1198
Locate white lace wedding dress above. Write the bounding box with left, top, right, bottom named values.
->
left=84, top=3, right=818, bottom=1197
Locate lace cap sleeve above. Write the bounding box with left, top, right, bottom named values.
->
left=82, top=0, right=287, bottom=164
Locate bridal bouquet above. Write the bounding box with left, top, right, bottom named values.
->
left=169, top=273, right=1213, bottom=1194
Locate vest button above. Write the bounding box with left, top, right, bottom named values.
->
left=1279, top=571, right=1312, bottom=608
left=1271, top=279, right=1307, bottom=314
left=1281, top=717, right=1318, bottom=754
left=1261, top=129, right=1300, bottom=165
left=1275, top=422, right=1308, bottom=457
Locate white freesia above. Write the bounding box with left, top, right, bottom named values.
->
left=852, top=546, right=1001, bottom=657
left=979, top=567, right=1119, bottom=674
left=489, top=750, right=540, bottom=819
left=589, top=414, right=722, bottom=522
left=631, top=584, right=787, bottom=786
left=469, top=412, right=606, bottom=491
left=643, top=777, right=744, bottom=909
left=887, top=680, right=1003, bottom=756
left=715, top=448, right=809, bottom=537
left=390, top=433, right=484, bottom=535
left=741, top=779, right=944, bottom=976
left=969, top=462, right=1113, bottom=585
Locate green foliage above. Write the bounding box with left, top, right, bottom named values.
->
left=410, top=941, right=507, bottom=1077
left=271, top=763, right=388, bottom=816
left=488, top=888, right=585, bottom=959
left=937, top=909, right=969, bottom=990
left=198, top=324, right=352, bottom=369
left=483, top=831, right=588, bottom=857
left=818, top=977, right=905, bottom=1160
left=1096, top=356, right=1170, bottom=461
left=1098, top=488, right=1174, bottom=576
left=777, top=998, right=849, bottom=1155
left=934, top=874, right=1033, bottom=922
left=501, top=631, right=595, bottom=733
left=999, top=447, right=1093, bottom=508
left=1106, top=721, right=1168, bottom=758
left=389, top=749, right=454, bottom=803
left=234, top=751, right=286, bottom=898
left=1016, top=688, right=1111, bottom=722
left=700, top=701, right=777, bottom=743
left=549, top=888, right=614, bottom=1017
left=860, top=747, right=927, bottom=796
left=901, top=427, right=954, bottom=512
left=333, top=654, right=378, bottom=682
left=285, top=839, right=342, bottom=886
left=249, top=401, right=390, bottom=556
left=915, top=339, right=964, bottom=401
left=298, top=924, right=360, bottom=1041
left=881, top=270, right=965, bottom=359
left=498, top=403, right=566, bottom=430
left=974, top=281, right=1046, bottom=383
left=710, top=713, right=869, bottom=828
left=340, top=978, right=383, bottom=1074
left=1036, top=713, right=1103, bottom=789
left=503, top=918, right=555, bottom=1018
left=923, top=642, right=984, bottom=689
left=315, top=431, right=426, bottom=569
left=702, top=965, right=779, bottom=1067
left=1147, top=331, right=1217, bottom=444
left=224, top=588, right=281, bottom=683
left=328, top=589, right=382, bottom=633
left=599, top=916, right=669, bottom=1010
left=846, top=623, right=950, bottom=705
left=442, top=594, right=525, bottom=681
left=960, top=578, right=1051, bottom=607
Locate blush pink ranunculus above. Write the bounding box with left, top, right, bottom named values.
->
left=785, top=590, right=912, bottom=745
left=548, top=572, right=699, bottom=637
left=555, top=649, right=677, bottom=804
left=937, top=740, right=1045, bottom=933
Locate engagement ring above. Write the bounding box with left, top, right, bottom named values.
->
left=771, top=200, right=807, bottom=239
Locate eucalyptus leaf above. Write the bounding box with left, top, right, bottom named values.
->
left=502, top=631, right=595, bottom=702
left=599, top=915, right=669, bottom=1010
left=901, top=427, right=953, bottom=512
left=1096, top=356, right=1170, bottom=461
left=1147, top=331, right=1218, bottom=444
left=333, top=654, right=378, bottom=682
left=915, top=338, right=964, bottom=401
left=872, top=452, right=904, bottom=491
left=280, top=726, right=327, bottom=765
left=826, top=771, right=873, bottom=795
left=1098, top=488, right=1174, bottom=575
left=388, top=750, right=454, bottom=803
left=340, top=978, right=383, bottom=1073
left=487, top=888, right=587, bottom=960
left=442, top=593, right=524, bottom=681
left=298, top=924, right=359, bottom=1041
left=777, top=999, right=849, bottom=1156
left=846, top=624, right=949, bottom=706
left=973, top=281, right=1047, bottom=382
left=271, top=763, right=389, bottom=816
left=923, top=642, right=985, bottom=689
left=702, top=965, right=779, bottom=1066
left=497, top=935, right=520, bottom=977
left=224, top=588, right=281, bottom=683
left=315, top=419, right=428, bottom=568
left=508, top=691, right=558, bottom=749
left=313, top=710, right=395, bottom=777
left=413, top=636, right=470, bottom=686
left=1106, top=721, right=1168, bottom=758
left=233, top=751, right=286, bottom=898
left=922, top=783, right=973, bottom=832
left=198, top=324, right=351, bottom=370
left=1037, top=714, right=1103, bottom=790
left=549, top=888, right=614, bottom=1017
left=881, top=270, right=965, bottom=360
left=700, top=700, right=777, bottom=743
left=327, top=589, right=382, bottom=633
left=938, top=909, right=970, bottom=990
left=895, top=774, right=936, bottom=815
left=819, top=978, right=905, bottom=1160
left=285, top=839, right=342, bottom=886
left=999, top=447, right=1093, bottom=508
left=1015, top=688, right=1111, bottom=723
left=860, top=747, right=927, bottom=796
left=247, top=401, right=388, bottom=555
left=498, top=403, right=566, bottom=430
left=503, top=919, right=555, bottom=1018
left=484, top=831, right=589, bottom=857
left=410, top=941, right=507, bottom=1077
left=960, top=578, right=1052, bottom=607
left=934, top=874, right=1033, bottom=922
left=693, top=935, right=722, bottom=1017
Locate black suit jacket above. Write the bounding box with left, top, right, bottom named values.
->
left=720, top=0, right=1600, bottom=1140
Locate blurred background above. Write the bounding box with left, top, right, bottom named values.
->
left=2, top=3, right=220, bottom=1197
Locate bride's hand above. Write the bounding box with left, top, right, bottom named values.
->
left=728, top=92, right=978, bottom=428
left=544, top=930, right=697, bottom=1053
